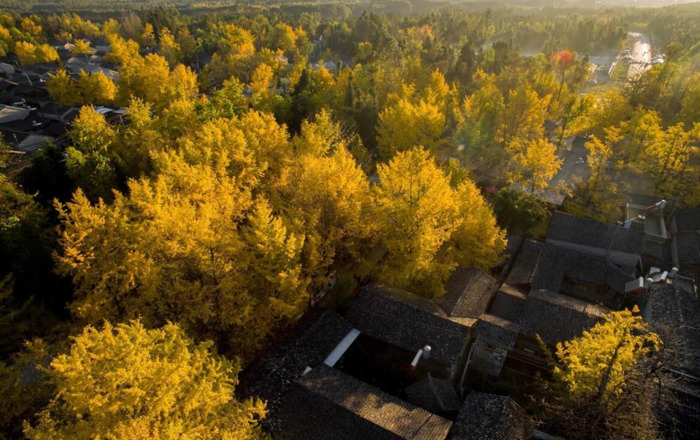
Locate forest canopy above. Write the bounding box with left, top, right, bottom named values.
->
left=0, top=1, right=699, bottom=439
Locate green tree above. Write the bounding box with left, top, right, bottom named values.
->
left=158, top=27, right=181, bottom=67
left=0, top=340, right=54, bottom=440
left=65, top=106, right=117, bottom=201
left=618, top=108, right=661, bottom=164
left=498, top=84, right=550, bottom=153
left=585, top=135, right=612, bottom=186
left=70, top=39, right=93, bottom=56
left=493, top=188, right=548, bottom=235
left=14, top=41, right=59, bottom=65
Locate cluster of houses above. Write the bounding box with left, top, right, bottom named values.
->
left=237, top=204, right=700, bottom=439
left=0, top=43, right=123, bottom=157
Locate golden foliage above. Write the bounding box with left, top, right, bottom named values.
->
left=24, top=321, right=266, bottom=440
left=377, top=97, right=445, bottom=159
left=56, top=148, right=307, bottom=356
left=372, top=147, right=459, bottom=296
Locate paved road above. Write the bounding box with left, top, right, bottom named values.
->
left=627, top=32, right=652, bottom=80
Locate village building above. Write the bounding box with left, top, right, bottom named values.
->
left=238, top=275, right=532, bottom=440
left=670, top=207, right=700, bottom=276
left=645, top=278, right=700, bottom=439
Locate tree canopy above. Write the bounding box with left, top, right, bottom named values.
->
left=24, top=320, right=266, bottom=440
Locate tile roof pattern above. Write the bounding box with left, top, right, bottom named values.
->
left=448, top=392, right=530, bottom=440
left=475, top=314, right=520, bottom=350
left=236, top=310, right=354, bottom=433
left=441, top=267, right=498, bottom=319
left=346, top=286, right=473, bottom=365
left=647, top=283, right=700, bottom=379
left=506, top=240, right=637, bottom=294
left=276, top=365, right=453, bottom=440
left=547, top=211, right=645, bottom=255
left=675, top=231, right=700, bottom=266
left=517, top=289, right=608, bottom=345
left=405, top=374, right=461, bottom=413
left=674, top=208, right=700, bottom=232
left=489, top=286, right=527, bottom=322
left=646, top=282, right=700, bottom=439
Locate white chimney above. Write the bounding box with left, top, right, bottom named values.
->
left=410, top=349, right=423, bottom=371
left=422, top=345, right=432, bottom=359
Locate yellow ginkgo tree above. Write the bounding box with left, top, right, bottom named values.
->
left=24, top=320, right=266, bottom=440
left=538, top=307, right=662, bottom=440
left=56, top=149, right=307, bottom=359
left=370, top=147, right=506, bottom=297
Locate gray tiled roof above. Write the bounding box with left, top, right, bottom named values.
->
left=346, top=286, right=473, bottom=365
left=547, top=211, right=645, bottom=255
left=475, top=314, right=520, bottom=350
left=518, top=289, right=608, bottom=345
left=506, top=240, right=637, bottom=294
left=647, top=282, right=700, bottom=378
left=676, top=231, right=700, bottom=265
left=646, top=281, right=700, bottom=439
left=674, top=208, right=700, bottom=232
left=405, top=374, right=461, bottom=413
left=505, top=241, right=540, bottom=286
left=441, top=267, right=498, bottom=319
left=489, top=286, right=527, bottom=322
left=449, top=392, right=530, bottom=440
left=236, top=310, right=354, bottom=433
left=277, top=365, right=453, bottom=440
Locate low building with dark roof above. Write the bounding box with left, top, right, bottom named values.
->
left=65, top=57, right=119, bottom=81
left=0, top=62, right=14, bottom=78
left=0, top=104, right=30, bottom=124
left=14, top=134, right=54, bottom=153
left=441, top=267, right=498, bottom=319
left=547, top=211, right=646, bottom=264
left=470, top=289, right=607, bottom=377
left=489, top=286, right=527, bottom=323
left=277, top=365, right=454, bottom=440
left=671, top=208, right=700, bottom=275
left=550, top=209, right=674, bottom=265
left=238, top=284, right=538, bottom=440
left=236, top=310, right=355, bottom=431
left=672, top=208, right=700, bottom=233
left=37, top=102, right=78, bottom=124
left=448, top=392, right=531, bottom=440
left=405, top=374, right=461, bottom=413
left=346, top=285, right=474, bottom=380
left=470, top=314, right=521, bottom=377
left=673, top=231, right=700, bottom=267
left=506, top=240, right=639, bottom=308
left=0, top=78, right=18, bottom=93
left=645, top=280, right=700, bottom=439
left=517, top=289, right=608, bottom=346
left=474, top=314, right=520, bottom=351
